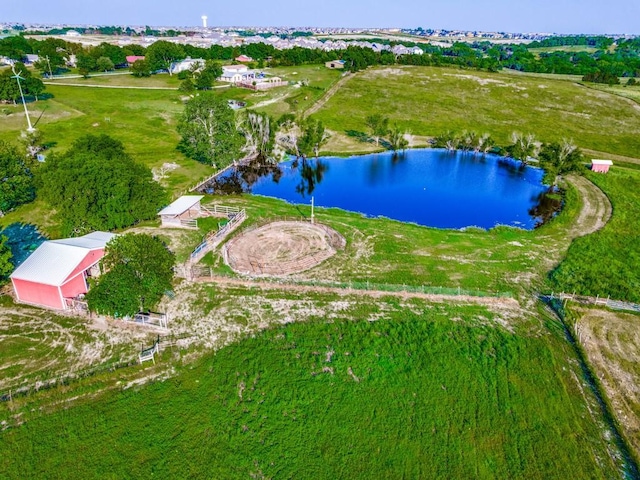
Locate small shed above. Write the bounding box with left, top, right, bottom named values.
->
left=10, top=232, right=115, bottom=311
left=325, top=60, right=345, bottom=69
left=591, top=159, right=613, bottom=173
left=235, top=55, right=253, bottom=63
left=158, top=195, right=204, bottom=228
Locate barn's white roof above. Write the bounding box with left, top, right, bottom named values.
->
left=158, top=196, right=203, bottom=216
left=591, top=159, right=613, bottom=166
left=10, top=232, right=115, bottom=286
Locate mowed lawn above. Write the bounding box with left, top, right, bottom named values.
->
left=0, top=302, right=622, bottom=479
left=312, top=65, right=640, bottom=159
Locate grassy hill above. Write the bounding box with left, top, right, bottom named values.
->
left=313, top=66, right=640, bottom=159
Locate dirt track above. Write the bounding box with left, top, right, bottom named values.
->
left=565, top=174, right=612, bottom=238
left=195, top=275, right=521, bottom=310
left=304, top=72, right=353, bottom=117
left=575, top=307, right=640, bottom=459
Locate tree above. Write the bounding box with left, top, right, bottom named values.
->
left=76, top=53, right=96, bottom=77
left=130, top=59, right=151, bottom=77
left=38, top=134, right=167, bottom=235
left=0, top=235, right=12, bottom=280
left=507, top=132, right=538, bottom=165
left=179, top=77, right=195, bottom=92
left=365, top=114, right=389, bottom=146
left=85, top=233, right=175, bottom=316
left=0, top=141, right=35, bottom=214
left=388, top=125, right=409, bottom=153
left=146, top=40, right=184, bottom=74
left=0, top=63, right=44, bottom=102
left=539, top=140, right=585, bottom=186
left=239, top=111, right=276, bottom=162
left=177, top=94, right=244, bottom=168
left=297, top=118, right=329, bottom=158
left=96, top=56, right=114, bottom=72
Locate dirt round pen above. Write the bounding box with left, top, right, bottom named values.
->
left=223, top=220, right=346, bottom=276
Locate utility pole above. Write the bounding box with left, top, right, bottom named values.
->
left=11, top=65, right=35, bottom=132
left=311, top=196, right=315, bottom=224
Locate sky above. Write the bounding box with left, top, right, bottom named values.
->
left=4, top=0, right=639, bottom=34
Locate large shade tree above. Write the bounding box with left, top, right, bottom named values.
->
left=38, top=134, right=166, bottom=236
left=539, top=140, right=585, bottom=186
left=177, top=94, right=244, bottom=169
left=86, top=233, right=175, bottom=316
left=146, top=40, right=184, bottom=74
left=0, top=141, right=35, bottom=214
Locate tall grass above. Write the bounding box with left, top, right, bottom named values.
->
left=0, top=303, right=620, bottom=478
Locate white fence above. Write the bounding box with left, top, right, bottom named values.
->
left=189, top=209, right=247, bottom=263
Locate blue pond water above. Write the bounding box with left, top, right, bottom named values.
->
left=214, top=149, right=554, bottom=230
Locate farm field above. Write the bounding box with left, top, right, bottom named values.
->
left=0, top=297, right=624, bottom=478
left=313, top=66, right=640, bottom=159
left=573, top=307, right=640, bottom=460
left=1, top=61, right=640, bottom=478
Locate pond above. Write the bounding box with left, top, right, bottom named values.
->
left=205, top=149, right=559, bottom=230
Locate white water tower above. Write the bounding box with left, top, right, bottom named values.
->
left=201, top=15, right=208, bottom=28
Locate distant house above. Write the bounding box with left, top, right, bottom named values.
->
left=23, top=54, right=40, bottom=65
left=169, top=58, right=204, bottom=74
left=10, top=232, right=115, bottom=311
left=221, top=64, right=248, bottom=73
left=325, top=60, right=345, bottom=69
left=235, top=55, right=253, bottom=63
left=158, top=195, right=204, bottom=228
left=126, top=55, right=145, bottom=66
left=410, top=46, right=424, bottom=55
left=65, top=30, right=81, bottom=37
left=591, top=159, right=613, bottom=173
left=220, top=69, right=256, bottom=84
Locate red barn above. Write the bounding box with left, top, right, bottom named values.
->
left=126, top=55, right=145, bottom=66
left=10, top=232, right=115, bottom=311
left=591, top=159, right=613, bottom=173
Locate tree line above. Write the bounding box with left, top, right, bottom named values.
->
left=3, top=33, right=639, bottom=81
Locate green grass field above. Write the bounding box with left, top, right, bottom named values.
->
left=313, top=66, right=640, bottom=159
left=1, top=63, right=638, bottom=477
left=0, top=298, right=622, bottom=479
left=550, top=167, right=640, bottom=302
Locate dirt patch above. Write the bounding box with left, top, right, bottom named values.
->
left=442, top=73, right=508, bottom=86
left=575, top=307, right=640, bottom=459
left=225, top=221, right=345, bottom=276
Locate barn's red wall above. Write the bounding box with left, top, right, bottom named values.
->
left=60, top=274, right=88, bottom=299
left=11, top=279, right=63, bottom=310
